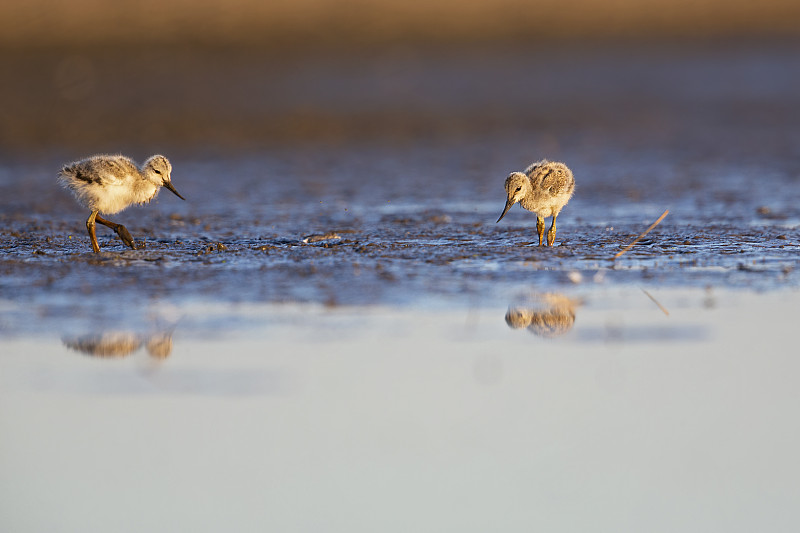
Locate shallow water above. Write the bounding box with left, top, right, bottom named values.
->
left=2, top=288, right=800, bottom=532
left=1, top=41, right=800, bottom=532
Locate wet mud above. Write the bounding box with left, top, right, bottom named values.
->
left=2, top=144, right=799, bottom=328
left=1, top=198, right=797, bottom=313
left=1, top=42, right=799, bottom=336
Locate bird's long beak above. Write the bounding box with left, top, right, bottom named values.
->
left=163, top=181, right=186, bottom=201
left=496, top=198, right=515, bottom=223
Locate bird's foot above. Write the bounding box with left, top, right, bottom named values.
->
left=547, top=229, right=556, bottom=246
left=115, top=226, right=137, bottom=250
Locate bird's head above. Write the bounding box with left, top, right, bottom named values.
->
left=497, top=172, right=529, bottom=223
left=144, top=155, right=185, bottom=200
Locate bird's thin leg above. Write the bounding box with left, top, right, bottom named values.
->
left=86, top=210, right=101, bottom=253
left=547, top=215, right=557, bottom=246
left=95, top=214, right=136, bottom=250
left=536, top=216, right=545, bottom=246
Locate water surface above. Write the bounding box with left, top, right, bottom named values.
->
left=1, top=288, right=799, bottom=532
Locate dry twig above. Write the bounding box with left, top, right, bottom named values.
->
left=613, top=209, right=669, bottom=260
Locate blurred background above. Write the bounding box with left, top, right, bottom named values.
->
left=2, top=0, right=800, bottom=155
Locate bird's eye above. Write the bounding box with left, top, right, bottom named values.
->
left=154, top=169, right=162, bottom=175
left=515, top=187, right=522, bottom=192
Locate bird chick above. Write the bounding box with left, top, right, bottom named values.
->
left=496, top=159, right=574, bottom=246
left=58, top=154, right=185, bottom=252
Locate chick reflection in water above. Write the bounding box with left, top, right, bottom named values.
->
left=505, top=293, right=578, bottom=338
left=63, top=331, right=173, bottom=359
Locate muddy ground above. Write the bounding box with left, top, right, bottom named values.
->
left=1, top=42, right=799, bottom=335
left=1, top=140, right=798, bottom=332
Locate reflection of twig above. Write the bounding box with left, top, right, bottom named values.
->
left=641, top=288, right=669, bottom=316
left=613, top=209, right=669, bottom=260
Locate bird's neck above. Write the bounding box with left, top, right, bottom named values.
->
left=131, top=180, right=160, bottom=204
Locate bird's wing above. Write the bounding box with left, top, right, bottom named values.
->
left=94, top=156, right=136, bottom=185
left=539, top=165, right=573, bottom=196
